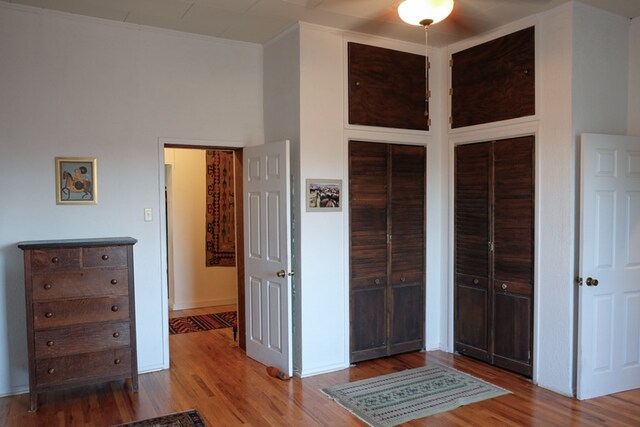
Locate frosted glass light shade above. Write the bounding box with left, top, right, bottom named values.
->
left=398, top=0, right=454, bottom=26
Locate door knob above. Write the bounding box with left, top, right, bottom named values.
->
left=585, top=277, right=599, bottom=286
left=277, top=270, right=294, bottom=278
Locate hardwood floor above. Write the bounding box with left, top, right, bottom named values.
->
left=2, top=306, right=639, bottom=426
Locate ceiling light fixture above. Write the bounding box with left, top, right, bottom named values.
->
left=397, top=0, right=454, bottom=27
left=397, top=0, right=454, bottom=126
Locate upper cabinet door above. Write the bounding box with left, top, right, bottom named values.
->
left=348, top=43, right=428, bottom=131
left=451, top=26, right=535, bottom=128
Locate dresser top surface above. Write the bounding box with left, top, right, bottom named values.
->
left=18, top=237, right=137, bottom=250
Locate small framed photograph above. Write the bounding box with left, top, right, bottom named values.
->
left=55, top=157, right=98, bottom=204
left=306, top=179, right=342, bottom=212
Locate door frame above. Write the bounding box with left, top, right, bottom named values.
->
left=157, top=138, right=246, bottom=369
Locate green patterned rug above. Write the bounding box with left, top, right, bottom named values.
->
left=112, top=409, right=206, bottom=427
left=322, top=364, right=510, bottom=427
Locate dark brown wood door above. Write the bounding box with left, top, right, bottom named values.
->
left=454, top=136, right=534, bottom=377
left=350, top=141, right=389, bottom=362
left=454, top=142, right=491, bottom=362
left=492, top=137, right=534, bottom=376
left=349, top=141, right=425, bottom=363
left=389, top=145, right=426, bottom=355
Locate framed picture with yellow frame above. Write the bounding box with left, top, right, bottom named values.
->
left=55, top=157, right=98, bottom=205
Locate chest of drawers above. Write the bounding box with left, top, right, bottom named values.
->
left=18, top=237, right=138, bottom=411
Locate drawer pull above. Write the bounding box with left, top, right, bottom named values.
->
left=45, top=312, right=53, bottom=318
left=102, top=254, right=109, bottom=261
left=374, top=278, right=380, bottom=285
left=114, top=359, right=121, bottom=365
left=400, top=275, right=406, bottom=283
left=43, top=283, right=52, bottom=290
left=111, top=279, right=118, bottom=285
left=51, top=257, right=59, bottom=264
left=473, top=278, right=479, bottom=285
left=501, top=283, right=508, bottom=290
left=111, top=305, right=119, bottom=312
left=46, top=341, right=54, bottom=347
left=47, top=368, right=55, bottom=374
left=113, top=332, right=120, bottom=338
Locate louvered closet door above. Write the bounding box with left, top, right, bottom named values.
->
left=454, top=137, right=534, bottom=377
left=349, top=141, right=389, bottom=362
left=389, top=145, right=425, bottom=355
left=492, top=137, right=534, bottom=376
left=454, top=142, right=492, bottom=362
left=349, top=141, right=426, bottom=363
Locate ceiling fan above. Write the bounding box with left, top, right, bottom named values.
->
left=307, top=0, right=555, bottom=46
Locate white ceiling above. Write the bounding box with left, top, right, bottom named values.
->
left=7, top=0, right=640, bottom=46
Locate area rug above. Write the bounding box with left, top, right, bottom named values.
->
left=205, top=149, right=236, bottom=267
left=112, top=409, right=205, bottom=426
left=169, top=312, right=236, bottom=335
left=322, top=364, right=510, bottom=427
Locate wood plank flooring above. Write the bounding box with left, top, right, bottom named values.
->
left=1, top=306, right=638, bottom=426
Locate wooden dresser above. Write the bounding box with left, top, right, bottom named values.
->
left=18, top=237, right=138, bottom=411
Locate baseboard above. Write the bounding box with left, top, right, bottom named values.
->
left=0, top=385, right=28, bottom=398
left=298, top=362, right=349, bottom=378
left=170, top=298, right=237, bottom=311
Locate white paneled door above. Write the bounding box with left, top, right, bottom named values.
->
left=243, top=141, right=293, bottom=377
left=577, top=134, right=640, bottom=400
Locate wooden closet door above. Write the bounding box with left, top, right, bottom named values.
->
left=389, top=145, right=426, bottom=355
left=454, top=142, right=492, bottom=362
left=455, top=137, right=534, bottom=377
left=349, top=141, right=389, bottom=362
left=349, top=141, right=426, bottom=363
left=492, top=136, right=534, bottom=376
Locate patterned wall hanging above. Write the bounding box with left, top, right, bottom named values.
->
left=205, top=150, right=236, bottom=266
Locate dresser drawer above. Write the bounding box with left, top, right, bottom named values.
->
left=34, top=321, right=130, bottom=358
left=82, top=246, right=128, bottom=268
left=32, top=270, right=129, bottom=301
left=33, top=296, right=130, bottom=329
left=30, top=248, right=80, bottom=271
left=35, top=347, right=132, bottom=387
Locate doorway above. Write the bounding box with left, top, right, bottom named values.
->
left=164, top=145, right=245, bottom=350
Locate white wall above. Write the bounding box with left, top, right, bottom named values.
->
left=0, top=2, right=262, bottom=396
left=535, top=3, right=577, bottom=395
left=294, top=23, right=449, bottom=376
left=298, top=24, right=349, bottom=376
left=629, top=17, right=640, bottom=135
left=164, top=148, right=238, bottom=310
left=262, top=25, right=302, bottom=371
left=573, top=2, right=629, bottom=135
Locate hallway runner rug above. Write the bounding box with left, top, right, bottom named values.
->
left=322, top=364, right=510, bottom=427
left=169, top=312, right=236, bottom=335
left=112, top=409, right=205, bottom=426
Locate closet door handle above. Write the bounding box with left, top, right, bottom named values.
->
left=374, top=278, right=380, bottom=285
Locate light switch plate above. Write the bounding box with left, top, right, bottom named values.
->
left=144, top=208, right=153, bottom=222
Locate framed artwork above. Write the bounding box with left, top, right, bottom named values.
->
left=55, top=157, right=98, bottom=204
left=306, top=179, right=342, bottom=212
